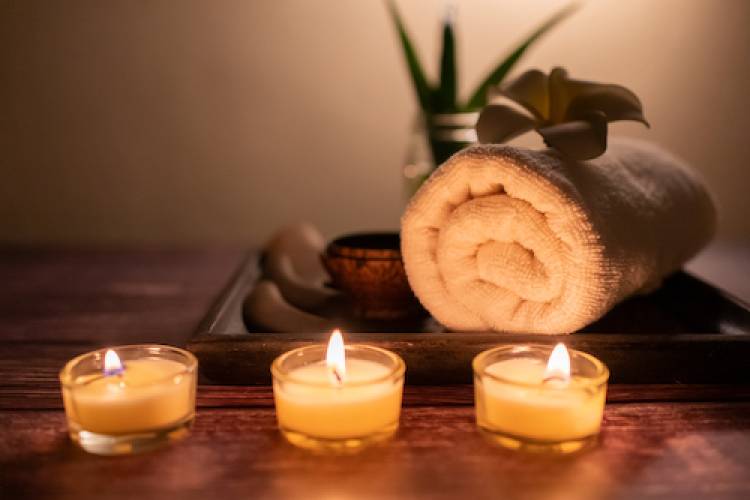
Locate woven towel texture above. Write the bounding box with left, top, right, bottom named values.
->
left=401, top=138, right=716, bottom=333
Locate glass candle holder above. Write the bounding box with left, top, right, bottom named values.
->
left=271, top=344, right=405, bottom=452
left=473, top=344, right=609, bottom=453
left=60, top=344, right=197, bottom=455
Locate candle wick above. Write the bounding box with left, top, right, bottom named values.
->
left=330, top=367, right=344, bottom=386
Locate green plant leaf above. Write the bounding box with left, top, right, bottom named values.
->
left=387, top=1, right=434, bottom=111
left=437, top=17, right=457, bottom=112
left=464, top=3, right=578, bottom=111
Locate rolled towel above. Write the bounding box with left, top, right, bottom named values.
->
left=401, top=137, right=716, bottom=334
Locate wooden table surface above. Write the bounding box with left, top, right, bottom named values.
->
left=1, top=249, right=749, bottom=500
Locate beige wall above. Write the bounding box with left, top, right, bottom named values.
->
left=1, top=0, right=748, bottom=247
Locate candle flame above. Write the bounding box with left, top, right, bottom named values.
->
left=326, top=329, right=346, bottom=385
left=104, top=349, right=125, bottom=375
left=543, top=343, right=571, bottom=383
left=103, top=349, right=124, bottom=376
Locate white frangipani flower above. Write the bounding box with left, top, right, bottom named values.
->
left=476, top=67, right=649, bottom=160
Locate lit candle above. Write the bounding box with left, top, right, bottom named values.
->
left=473, top=343, right=608, bottom=453
left=59, top=345, right=197, bottom=455
left=271, top=330, right=405, bottom=452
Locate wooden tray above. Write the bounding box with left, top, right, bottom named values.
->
left=188, top=252, right=750, bottom=385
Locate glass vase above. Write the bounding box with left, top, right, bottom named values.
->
left=402, top=111, right=478, bottom=198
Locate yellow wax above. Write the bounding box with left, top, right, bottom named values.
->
left=63, top=358, right=195, bottom=434
left=476, top=357, right=605, bottom=442
left=274, top=359, right=402, bottom=439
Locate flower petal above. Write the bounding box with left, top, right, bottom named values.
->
left=499, top=69, right=549, bottom=121
left=538, top=111, right=608, bottom=160
left=548, top=67, right=619, bottom=125
left=548, top=67, right=576, bottom=123
left=476, top=103, right=537, bottom=144
left=565, top=86, right=649, bottom=126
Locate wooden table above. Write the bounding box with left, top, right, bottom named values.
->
left=1, top=250, right=749, bottom=500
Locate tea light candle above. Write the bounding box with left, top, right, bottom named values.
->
left=271, top=330, right=405, bottom=451
left=473, top=343, right=609, bottom=453
left=59, top=344, right=197, bottom=455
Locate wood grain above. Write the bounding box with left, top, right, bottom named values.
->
left=0, top=249, right=243, bottom=344
left=4, top=381, right=750, bottom=411
left=2, top=250, right=750, bottom=500
left=189, top=332, right=750, bottom=385
left=2, top=402, right=750, bottom=499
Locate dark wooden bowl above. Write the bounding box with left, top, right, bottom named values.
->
left=321, top=232, right=425, bottom=320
